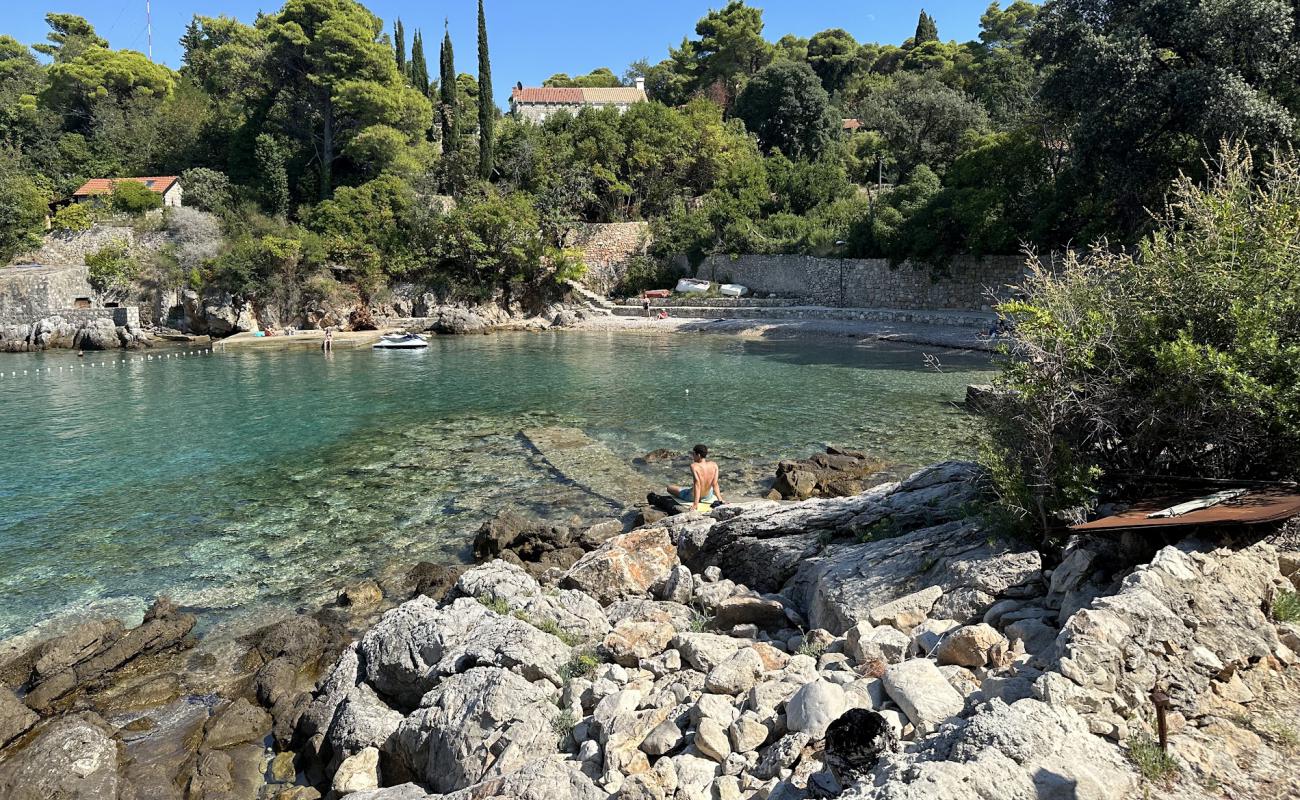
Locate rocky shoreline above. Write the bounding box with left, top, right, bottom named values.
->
left=1, top=462, right=1297, bottom=799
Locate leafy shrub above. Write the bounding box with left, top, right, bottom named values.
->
left=179, top=168, right=233, bottom=214
left=982, top=146, right=1300, bottom=542
left=1274, top=590, right=1300, bottom=623
left=86, top=241, right=140, bottom=303
left=0, top=163, right=49, bottom=261
left=476, top=594, right=510, bottom=615
left=110, top=180, right=163, bottom=214
left=52, top=203, right=94, bottom=232
left=558, top=651, right=600, bottom=681
left=1126, top=733, right=1179, bottom=784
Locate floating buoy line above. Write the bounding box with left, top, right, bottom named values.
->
left=0, top=348, right=215, bottom=380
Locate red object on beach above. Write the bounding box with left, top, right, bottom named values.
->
left=644, top=289, right=671, bottom=298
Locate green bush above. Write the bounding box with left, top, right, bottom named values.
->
left=0, top=164, right=49, bottom=261
left=179, top=168, right=233, bottom=214
left=982, top=145, right=1300, bottom=541
left=110, top=180, right=163, bottom=214
left=52, top=203, right=94, bottom=232
left=86, top=241, right=140, bottom=303
left=1274, top=590, right=1300, bottom=624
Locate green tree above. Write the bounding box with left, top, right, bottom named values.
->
left=477, top=0, right=494, bottom=180
left=0, top=36, right=46, bottom=150
left=773, top=34, right=809, bottom=63
left=32, top=14, right=107, bottom=62
left=439, top=23, right=459, bottom=149
left=180, top=167, right=233, bottom=214
left=807, top=29, right=859, bottom=95
left=393, top=18, right=407, bottom=77
left=433, top=190, right=546, bottom=289
left=914, top=11, right=940, bottom=45
left=861, top=72, right=989, bottom=176
left=1032, top=0, right=1300, bottom=240
left=409, top=30, right=430, bottom=97
left=0, top=156, right=48, bottom=261
left=692, top=1, right=773, bottom=108
left=110, top=181, right=164, bottom=214
left=86, top=241, right=140, bottom=303
left=735, top=60, right=836, bottom=160
left=52, top=203, right=94, bottom=232
left=266, top=0, right=431, bottom=198
left=45, top=45, right=174, bottom=129
left=255, top=134, right=290, bottom=217
left=308, top=173, right=416, bottom=276
left=544, top=68, right=623, bottom=88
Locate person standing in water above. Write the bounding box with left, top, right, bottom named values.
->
left=667, top=444, right=725, bottom=509
left=322, top=329, right=333, bottom=351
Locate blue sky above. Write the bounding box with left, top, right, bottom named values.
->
left=5, top=1, right=992, bottom=107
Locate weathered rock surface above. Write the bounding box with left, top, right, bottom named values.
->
left=845, top=699, right=1136, bottom=800
left=390, top=667, right=559, bottom=792
left=562, top=528, right=678, bottom=605
left=881, top=659, right=964, bottom=736
left=0, top=712, right=119, bottom=799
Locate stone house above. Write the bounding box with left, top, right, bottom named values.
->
left=510, top=78, right=647, bottom=123
left=0, top=263, right=97, bottom=325
left=72, top=176, right=183, bottom=208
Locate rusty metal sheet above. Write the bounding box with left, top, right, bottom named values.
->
left=1070, top=487, right=1300, bottom=533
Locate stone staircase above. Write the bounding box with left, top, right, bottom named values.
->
left=563, top=280, right=616, bottom=316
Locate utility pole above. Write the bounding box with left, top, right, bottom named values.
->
left=147, top=0, right=153, bottom=61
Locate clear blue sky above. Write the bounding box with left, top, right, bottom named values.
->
left=4, top=1, right=992, bottom=107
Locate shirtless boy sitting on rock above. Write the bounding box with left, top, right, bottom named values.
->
left=667, top=444, right=726, bottom=510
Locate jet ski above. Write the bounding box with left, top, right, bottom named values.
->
left=373, top=333, right=429, bottom=349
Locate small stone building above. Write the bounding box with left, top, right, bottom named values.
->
left=0, top=264, right=98, bottom=325
left=510, top=79, right=647, bottom=123
left=72, top=176, right=183, bottom=208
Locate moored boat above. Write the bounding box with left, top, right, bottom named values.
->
left=373, top=333, right=429, bottom=349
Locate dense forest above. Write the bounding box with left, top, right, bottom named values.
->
left=0, top=0, right=1298, bottom=306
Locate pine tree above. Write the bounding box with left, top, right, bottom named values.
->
left=394, top=18, right=407, bottom=78
left=914, top=10, right=939, bottom=45
left=409, top=30, right=430, bottom=97
left=477, top=0, right=494, bottom=180
left=439, top=21, right=458, bottom=149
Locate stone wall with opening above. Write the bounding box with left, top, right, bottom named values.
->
left=565, top=222, right=650, bottom=294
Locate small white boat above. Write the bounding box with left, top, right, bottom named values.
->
left=719, top=283, right=747, bottom=297
left=373, top=333, right=429, bottom=349
left=675, top=278, right=711, bottom=294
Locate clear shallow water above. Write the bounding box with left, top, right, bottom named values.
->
left=0, top=332, right=993, bottom=638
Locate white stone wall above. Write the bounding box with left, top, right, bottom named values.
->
left=696, top=254, right=1028, bottom=311
left=512, top=102, right=636, bottom=124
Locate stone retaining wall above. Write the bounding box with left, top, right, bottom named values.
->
left=55, top=307, right=139, bottom=327
left=566, top=222, right=649, bottom=294
left=695, top=254, right=1027, bottom=311
left=0, top=265, right=96, bottom=325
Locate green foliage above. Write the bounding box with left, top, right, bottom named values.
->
left=476, top=594, right=510, bottom=615
left=914, top=11, right=940, bottom=45
left=860, top=72, right=989, bottom=177
left=551, top=708, right=578, bottom=741
left=180, top=168, right=233, bottom=215
left=735, top=60, right=836, bottom=161
left=477, top=0, right=494, bottom=181
left=692, top=1, right=773, bottom=108
left=432, top=190, right=546, bottom=288
left=807, top=29, right=858, bottom=95
left=1126, top=734, right=1179, bottom=785
left=439, top=26, right=459, bottom=149
left=254, top=135, right=290, bottom=218
left=0, top=160, right=49, bottom=262
left=309, top=175, right=417, bottom=280
left=86, top=241, right=140, bottom=302
left=558, top=651, right=600, bottom=681
left=110, top=181, right=164, bottom=214
left=1274, top=590, right=1300, bottom=624
left=544, top=68, right=623, bottom=89
left=408, top=30, right=430, bottom=97
left=796, top=639, right=827, bottom=658
left=982, top=146, right=1300, bottom=539
left=52, top=202, right=93, bottom=232
left=45, top=43, right=174, bottom=126
left=1032, top=0, right=1300, bottom=240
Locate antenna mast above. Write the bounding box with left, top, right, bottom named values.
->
left=147, top=0, right=153, bottom=61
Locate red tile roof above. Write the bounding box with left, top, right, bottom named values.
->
left=511, top=87, right=648, bottom=105
left=842, top=118, right=863, bottom=131
left=512, top=87, right=584, bottom=104
left=72, top=176, right=180, bottom=197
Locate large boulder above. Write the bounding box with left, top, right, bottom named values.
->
left=453, top=561, right=609, bottom=641
left=562, top=528, right=678, bottom=605
left=1047, top=539, right=1287, bottom=739
left=0, top=713, right=119, bottom=799
left=881, top=659, right=964, bottom=736
left=390, top=667, right=560, bottom=793
left=359, top=597, right=572, bottom=710
left=0, top=687, right=37, bottom=748
left=845, top=699, right=1136, bottom=800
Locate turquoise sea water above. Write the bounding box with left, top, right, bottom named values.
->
left=0, top=331, right=993, bottom=638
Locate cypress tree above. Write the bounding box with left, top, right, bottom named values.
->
left=410, top=30, right=430, bottom=97
left=477, top=0, right=494, bottom=180
left=914, top=10, right=939, bottom=44
left=394, top=18, right=407, bottom=77
left=439, top=21, right=458, bottom=149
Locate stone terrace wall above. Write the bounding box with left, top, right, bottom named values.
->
left=566, top=222, right=649, bottom=294
left=0, top=265, right=95, bottom=325
left=57, top=307, right=139, bottom=327
left=695, top=254, right=1027, bottom=311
